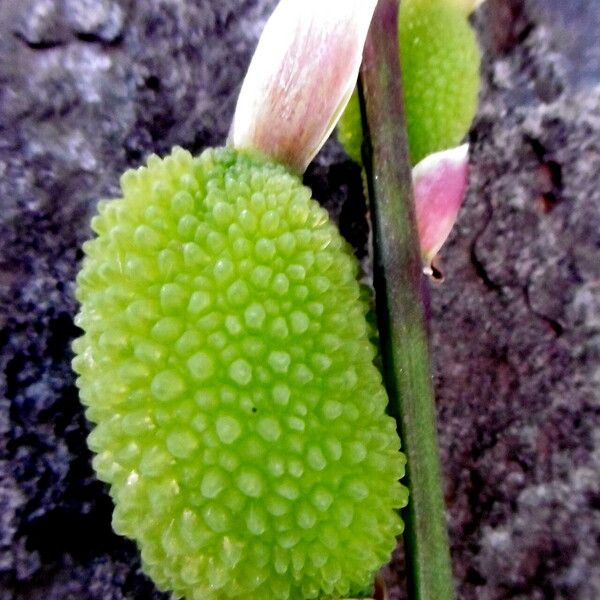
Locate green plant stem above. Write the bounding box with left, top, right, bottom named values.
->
left=359, top=1, right=454, bottom=599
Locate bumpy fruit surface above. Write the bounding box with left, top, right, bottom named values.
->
left=73, top=147, right=407, bottom=600
left=338, top=0, right=480, bottom=165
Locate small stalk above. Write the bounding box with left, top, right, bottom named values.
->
left=359, top=1, right=454, bottom=599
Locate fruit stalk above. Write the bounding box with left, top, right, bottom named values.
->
left=359, top=1, right=454, bottom=599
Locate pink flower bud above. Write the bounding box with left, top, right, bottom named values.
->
left=231, top=0, right=377, bottom=173
left=413, top=144, right=469, bottom=268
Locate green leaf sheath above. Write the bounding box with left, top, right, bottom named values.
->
left=338, top=0, right=480, bottom=165
left=73, top=147, right=408, bottom=600
left=360, top=1, right=454, bottom=599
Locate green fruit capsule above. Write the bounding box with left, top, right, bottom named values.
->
left=336, top=88, right=364, bottom=166
left=400, top=0, right=480, bottom=164
left=338, top=0, right=481, bottom=165
left=73, top=147, right=408, bottom=600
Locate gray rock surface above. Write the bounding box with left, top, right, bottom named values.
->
left=0, top=0, right=598, bottom=598
left=432, top=0, right=600, bottom=598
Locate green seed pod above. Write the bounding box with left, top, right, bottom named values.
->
left=400, top=0, right=480, bottom=164
left=336, top=89, right=364, bottom=166
left=73, top=147, right=407, bottom=600
left=338, top=0, right=481, bottom=165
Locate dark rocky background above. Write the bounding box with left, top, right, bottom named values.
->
left=0, top=0, right=598, bottom=598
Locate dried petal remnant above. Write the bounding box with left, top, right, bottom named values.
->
left=231, top=0, right=377, bottom=173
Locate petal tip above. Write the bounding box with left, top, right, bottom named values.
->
left=413, top=144, right=470, bottom=266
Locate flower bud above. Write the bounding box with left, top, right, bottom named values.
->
left=231, top=0, right=377, bottom=173
left=413, top=144, right=469, bottom=267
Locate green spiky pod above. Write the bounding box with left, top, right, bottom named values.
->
left=337, top=0, right=480, bottom=165
left=73, top=147, right=408, bottom=600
